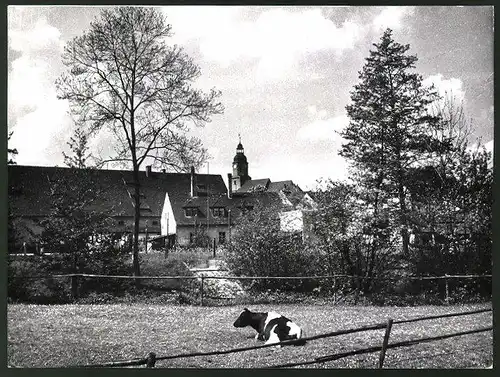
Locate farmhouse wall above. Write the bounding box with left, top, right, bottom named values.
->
left=176, top=224, right=231, bottom=247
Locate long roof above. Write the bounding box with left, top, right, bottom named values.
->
left=8, top=165, right=292, bottom=228
left=8, top=165, right=227, bottom=223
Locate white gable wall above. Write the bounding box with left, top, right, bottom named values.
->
left=161, top=192, right=177, bottom=236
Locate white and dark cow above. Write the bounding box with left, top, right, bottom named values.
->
left=233, top=308, right=306, bottom=346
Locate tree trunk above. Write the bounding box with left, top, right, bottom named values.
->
left=132, top=166, right=141, bottom=283
left=398, top=180, right=410, bottom=256
left=71, top=248, right=78, bottom=299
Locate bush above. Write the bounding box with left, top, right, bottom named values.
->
left=8, top=256, right=73, bottom=304
left=226, top=231, right=319, bottom=292
left=7, top=240, right=131, bottom=303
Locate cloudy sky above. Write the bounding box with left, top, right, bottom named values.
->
left=8, top=5, right=494, bottom=190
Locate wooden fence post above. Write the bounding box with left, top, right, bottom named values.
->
left=71, top=274, right=79, bottom=300
left=145, top=352, right=156, bottom=368
left=445, top=274, right=450, bottom=304
left=200, top=276, right=205, bottom=306
left=333, top=277, right=337, bottom=304
left=354, top=276, right=360, bottom=305
left=378, top=318, right=393, bottom=368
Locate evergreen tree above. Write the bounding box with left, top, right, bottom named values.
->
left=340, top=29, right=451, bottom=255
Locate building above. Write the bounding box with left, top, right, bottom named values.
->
left=230, top=135, right=251, bottom=191
left=8, top=138, right=316, bottom=252
left=228, top=138, right=317, bottom=235
left=8, top=164, right=227, bottom=251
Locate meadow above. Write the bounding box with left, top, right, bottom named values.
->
left=7, top=302, right=492, bottom=369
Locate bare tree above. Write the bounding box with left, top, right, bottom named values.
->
left=56, top=7, right=224, bottom=277
left=429, top=92, right=474, bottom=176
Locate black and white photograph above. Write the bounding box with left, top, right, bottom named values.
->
left=7, top=4, right=493, bottom=369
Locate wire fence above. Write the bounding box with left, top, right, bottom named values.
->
left=65, top=307, right=491, bottom=369
left=12, top=272, right=492, bottom=305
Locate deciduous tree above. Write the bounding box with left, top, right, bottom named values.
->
left=63, top=128, right=93, bottom=169
left=56, top=7, right=224, bottom=277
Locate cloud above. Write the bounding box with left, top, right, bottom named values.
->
left=8, top=9, right=71, bottom=165
left=9, top=16, right=64, bottom=52
left=372, top=6, right=415, bottom=31
left=8, top=12, right=65, bottom=113
left=9, top=96, right=71, bottom=166
left=164, top=6, right=363, bottom=80
left=423, top=74, right=466, bottom=105
left=297, top=109, right=348, bottom=145
left=9, top=55, right=55, bottom=114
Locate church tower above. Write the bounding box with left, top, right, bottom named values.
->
left=231, top=135, right=251, bottom=191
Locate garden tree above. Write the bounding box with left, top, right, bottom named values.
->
left=404, top=92, right=492, bottom=278
left=311, top=180, right=400, bottom=295
left=408, top=145, right=492, bottom=273
left=56, top=7, right=223, bottom=277
left=430, top=93, right=474, bottom=174
left=448, top=145, right=492, bottom=274
left=405, top=95, right=474, bottom=239
left=63, top=128, right=93, bottom=168
left=40, top=137, right=129, bottom=298
left=226, top=202, right=316, bottom=291
left=340, top=28, right=451, bottom=256
left=403, top=144, right=492, bottom=301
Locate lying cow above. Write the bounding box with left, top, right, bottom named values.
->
left=233, top=308, right=306, bottom=346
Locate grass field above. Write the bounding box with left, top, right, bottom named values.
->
left=7, top=303, right=492, bottom=369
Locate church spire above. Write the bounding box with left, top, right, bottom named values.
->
left=237, top=133, right=244, bottom=152
left=231, top=135, right=251, bottom=191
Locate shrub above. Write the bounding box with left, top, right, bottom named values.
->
left=226, top=231, right=318, bottom=291
left=8, top=256, right=73, bottom=304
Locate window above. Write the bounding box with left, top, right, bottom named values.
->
left=190, top=232, right=194, bottom=244
left=185, top=207, right=197, bottom=217
left=219, top=232, right=226, bottom=244
left=118, top=220, right=125, bottom=226
left=212, top=207, right=225, bottom=217
left=196, top=184, right=206, bottom=190
left=240, top=204, right=254, bottom=213
left=152, top=220, right=159, bottom=226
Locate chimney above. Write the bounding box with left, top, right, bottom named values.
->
left=146, top=165, right=152, bottom=177
left=190, top=166, right=196, bottom=197
left=227, top=173, right=233, bottom=199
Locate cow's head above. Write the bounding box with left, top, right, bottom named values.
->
left=233, top=308, right=252, bottom=328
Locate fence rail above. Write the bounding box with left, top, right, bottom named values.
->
left=271, top=326, right=493, bottom=369
left=19, top=273, right=492, bottom=280
left=12, top=272, right=492, bottom=305
left=67, top=307, right=491, bottom=369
